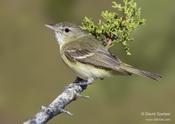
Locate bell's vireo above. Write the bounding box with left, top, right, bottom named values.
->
left=45, top=22, right=161, bottom=81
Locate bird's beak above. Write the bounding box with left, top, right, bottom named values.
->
left=45, top=24, right=55, bottom=30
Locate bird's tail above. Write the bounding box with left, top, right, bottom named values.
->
left=120, top=63, right=162, bottom=80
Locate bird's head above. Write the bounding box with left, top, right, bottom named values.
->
left=45, top=22, right=86, bottom=46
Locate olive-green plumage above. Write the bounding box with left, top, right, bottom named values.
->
left=46, top=22, right=161, bottom=80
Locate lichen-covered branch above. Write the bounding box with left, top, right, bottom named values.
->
left=23, top=77, right=92, bottom=124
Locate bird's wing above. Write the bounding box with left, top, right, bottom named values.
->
left=63, top=35, right=126, bottom=72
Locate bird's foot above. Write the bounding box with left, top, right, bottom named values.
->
left=75, top=78, right=94, bottom=86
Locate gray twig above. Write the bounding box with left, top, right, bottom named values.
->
left=24, top=77, right=92, bottom=124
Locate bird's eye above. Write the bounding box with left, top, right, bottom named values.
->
left=64, top=28, right=70, bottom=33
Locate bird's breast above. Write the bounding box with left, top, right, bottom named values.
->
left=61, top=54, right=111, bottom=79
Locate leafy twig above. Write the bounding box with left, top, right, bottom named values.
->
left=81, top=0, right=145, bottom=55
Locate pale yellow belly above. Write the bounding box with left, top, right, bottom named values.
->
left=62, top=55, right=111, bottom=79
left=72, top=62, right=111, bottom=79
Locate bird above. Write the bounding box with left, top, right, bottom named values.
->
left=45, top=22, right=161, bottom=82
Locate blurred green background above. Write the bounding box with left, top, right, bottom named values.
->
left=0, top=0, right=174, bottom=124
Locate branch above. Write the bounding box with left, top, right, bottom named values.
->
left=24, top=77, right=92, bottom=124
